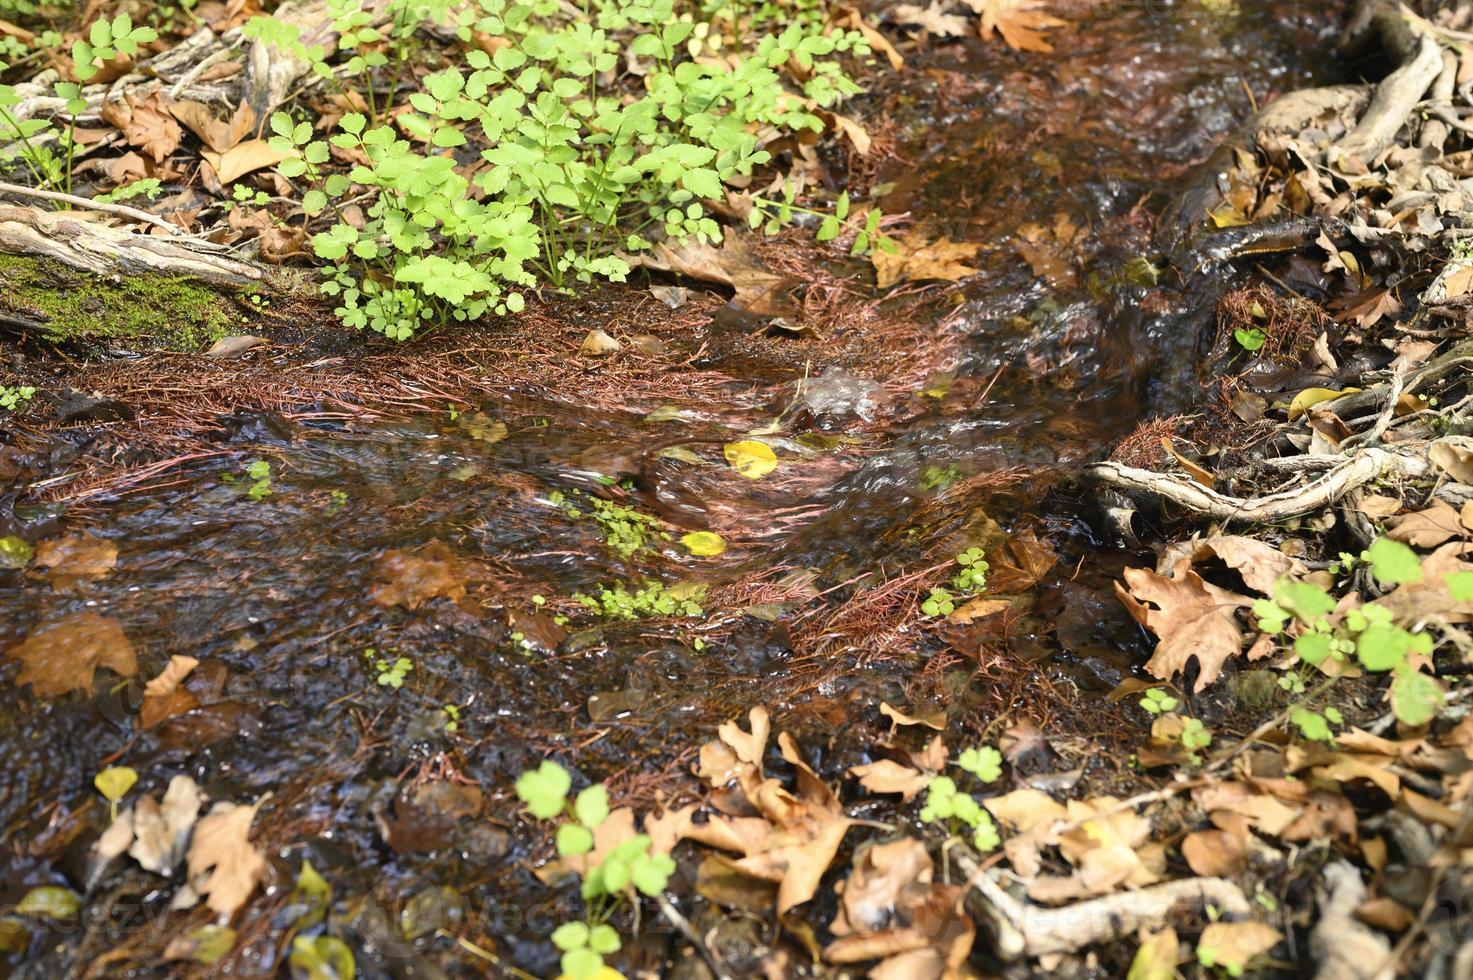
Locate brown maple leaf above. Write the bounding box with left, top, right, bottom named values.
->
left=963, top=0, right=1067, bottom=52
left=872, top=231, right=980, bottom=289
left=34, top=532, right=117, bottom=591
left=6, top=612, right=138, bottom=697
left=369, top=541, right=468, bottom=609
left=1115, top=560, right=1250, bottom=691
left=185, top=797, right=268, bottom=916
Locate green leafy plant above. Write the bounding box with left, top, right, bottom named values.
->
left=920, top=586, right=955, bottom=617
left=575, top=580, right=705, bottom=619
left=365, top=648, right=413, bottom=688
left=952, top=547, right=989, bottom=593
left=243, top=459, right=273, bottom=500
left=919, top=775, right=999, bottom=853
left=515, top=761, right=675, bottom=979
left=1253, top=537, right=1447, bottom=731
left=1233, top=326, right=1266, bottom=352
left=1139, top=687, right=1179, bottom=715
left=0, top=385, right=36, bottom=411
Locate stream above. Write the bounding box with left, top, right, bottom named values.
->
left=0, top=2, right=1345, bottom=975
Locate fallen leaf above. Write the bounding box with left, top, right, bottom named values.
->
left=892, top=2, right=970, bottom=37
left=1358, top=495, right=1403, bottom=519
left=1288, top=387, right=1360, bottom=421
left=130, top=775, right=204, bottom=874
left=185, top=797, right=269, bottom=916
left=1181, top=829, right=1245, bottom=877
left=101, top=93, right=182, bottom=164
left=579, top=328, right=622, bottom=355
left=204, top=335, right=268, bottom=358
left=202, top=138, right=294, bottom=185
left=1429, top=438, right=1473, bottom=484
left=848, top=759, right=931, bottom=801
left=873, top=231, right=979, bottom=289
left=948, top=597, right=1011, bottom=624
left=681, top=531, right=727, bottom=556
left=986, top=527, right=1058, bottom=593
left=880, top=701, right=946, bottom=731
left=984, top=788, right=1067, bottom=878
left=631, top=234, right=790, bottom=315
left=141, top=655, right=201, bottom=729
left=369, top=541, right=467, bottom=609
left=1162, top=438, right=1214, bottom=488
left=1116, top=560, right=1250, bottom=691
left=724, top=440, right=778, bottom=479
left=1196, top=922, right=1282, bottom=975
left=169, top=100, right=256, bottom=154
left=965, top=0, right=1066, bottom=51
left=1128, top=926, right=1180, bottom=980
left=1388, top=500, right=1465, bottom=548
left=830, top=837, right=932, bottom=936
left=6, top=613, right=138, bottom=697
left=1159, top=535, right=1307, bottom=596
left=34, top=533, right=117, bottom=590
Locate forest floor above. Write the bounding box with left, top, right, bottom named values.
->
left=1, top=1, right=1472, bottom=978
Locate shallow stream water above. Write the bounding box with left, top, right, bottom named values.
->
left=0, top=3, right=1345, bottom=975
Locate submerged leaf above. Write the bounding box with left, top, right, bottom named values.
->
left=723, top=441, right=777, bottom=480
left=6, top=612, right=138, bottom=697
left=680, top=531, right=727, bottom=557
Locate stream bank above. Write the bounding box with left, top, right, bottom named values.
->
left=8, top=2, right=1460, bottom=978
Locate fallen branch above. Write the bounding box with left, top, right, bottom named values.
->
left=1333, top=2, right=1445, bottom=163
left=955, top=850, right=1250, bottom=961
left=0, top=204, right=267, bottom=287
left=1083, top=447, right=1427, bottom=524
left=0, top=180, right=193, bottom=238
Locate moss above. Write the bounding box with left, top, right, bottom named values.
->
left=0, top=254, right=241, bottom=351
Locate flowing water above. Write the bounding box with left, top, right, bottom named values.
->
left=0, top=3, right=1344, bottom=975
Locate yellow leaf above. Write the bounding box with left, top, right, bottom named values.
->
left=1288, top=387, right=1360, bottom=421
left=202, top=139, right=295, bottom=184
left=681, top=531, right=727, bottom=556
left=95, top=766, right=138, bottom=803
left=724, top=441, right=777, bottom=479
left=1207, top=204, right=1250, bottom=228
left=872, top=231, right=979, bottom=289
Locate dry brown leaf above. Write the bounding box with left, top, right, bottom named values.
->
left=1388, top=500, right=1465, bottom=548
left=369, top=541, right=467, bottom=609
left=826, top=883, right=973, bottom=978
left=872, top=231, right=979, bottom=289
left=986, top=527, right=1058, bottom=593
left=129, top=775, right=203, bottom=874
left=169, top=100, right=256, bottom=154
left=1027, top=796, right=1163, bottom=903
left=1116, top=560, right=1250, bottom=691
left=34, top=533, right=118, bottom=590
left=579, top=328, right=622, bottom=356
left=101, top=93, right=182, bottom=163
left=1160, top=535, right=1308, bottom=596
left=984, top=788, right=1066, bottom=878
left=965, top=0, right=1066, bottom=52
left=202, top=138, right=294, bottom=185
left=6, top=612, right=138, bottom=697
left=185, top=797, right=268, bottom=916
left=141, top=655, right=201, bottom=729
left=891, top=2, right=969, bottom=37
left=630, top=234, right=790, bottom=315
left=1162, top=438, right=1214, bottom=488
left=880, top=701, right=946, bottom=731
left=1129, top=927, right=1180, bottom=980
left=829, top=837, right=932, bottom=936
left=1429, top=438, right=1473, bottom=484
left=1358, top=494, right=1403, bottom=519
left=948, top=597, right=1011, bottom=624
left=1196, top=922, right=1282, bottom=974
left=1181, top=829, right=1245, bottom=877
left=848, top=759, right=931, bottom=801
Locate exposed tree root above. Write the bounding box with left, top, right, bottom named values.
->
left=1333, top=2, right=1445, bottom=164
left=955, top=850, right=1250, bottom=961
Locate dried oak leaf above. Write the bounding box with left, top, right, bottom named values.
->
left=369, top=541, right=467, bottom=610
left=6, top=612, right=138, bottom=697
left=185, top=797, right=268, bottom=916
left=963, top=0, right=1066, bottom=52
left=129, top=775, right=204, bottom=874
left=34, top=533, right=118, bottom=590
left=872, top=231, right=979, bottom=289
left=1181, top=829, right=1245, bottom=877
left=201, top=139, right=294, bottom=185
left=100, top=93, right=182, bottom=164
left=1196, top=922, right=1282, bottom=975
left=826, top=883, right=974, bottom=980
left=986, top=527, right=1057, bottom=593
left=1115, top=559, right=1250, bottom=691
